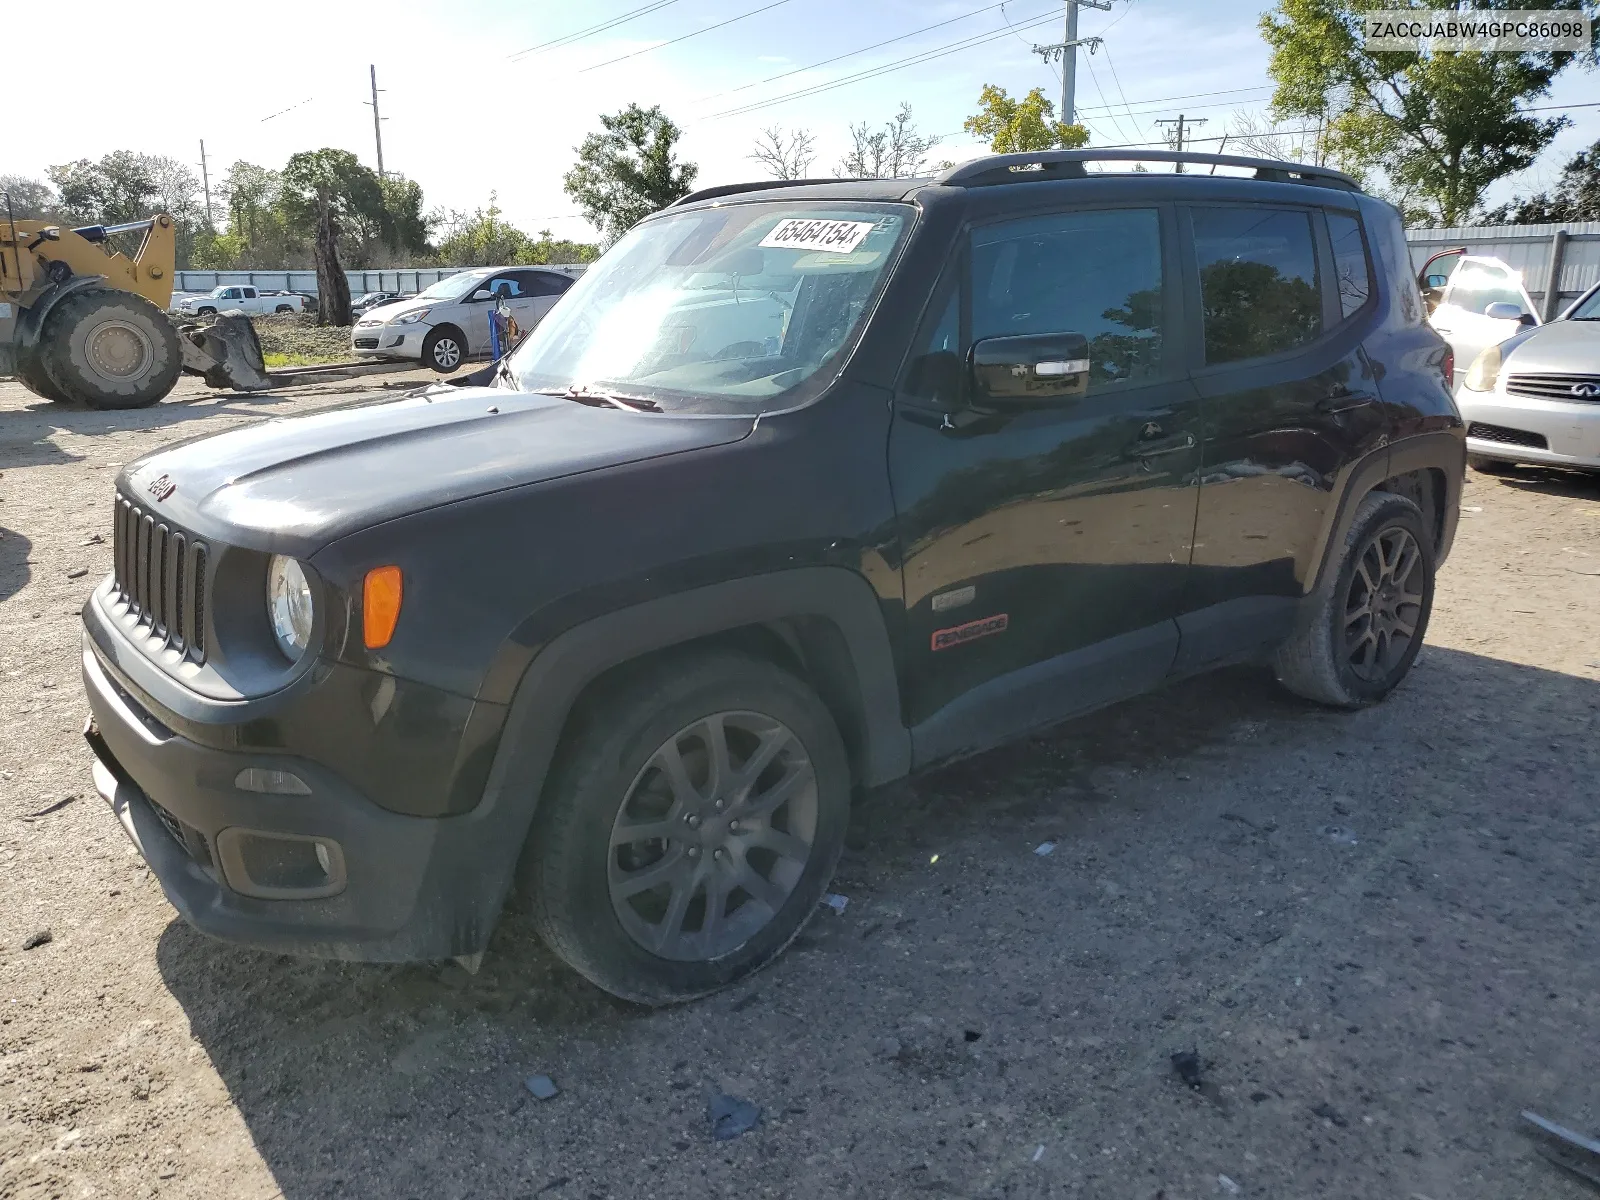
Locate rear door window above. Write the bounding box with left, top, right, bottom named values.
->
left=1325, top=211, right=1372, bottom=318
left=1191, top=207, right=1321, bottom=364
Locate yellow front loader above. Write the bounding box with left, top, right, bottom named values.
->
left=1, top=200, right=270, bottom=409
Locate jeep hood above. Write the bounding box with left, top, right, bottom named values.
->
left=118, top=386, right=754, bottom=555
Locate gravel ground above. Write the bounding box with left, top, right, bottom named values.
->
left=3, top=377, right=1599, bottom=1200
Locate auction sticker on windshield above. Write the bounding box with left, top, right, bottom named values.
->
left=760, top=219, right=875, bottom=255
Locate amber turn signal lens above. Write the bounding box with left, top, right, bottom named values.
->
left=363, top=565, right=403, bottom=649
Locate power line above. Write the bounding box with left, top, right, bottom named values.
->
left=508, top=0, right=685, bottom=61
left=695, top=1, right=1019, bottom=104
left=1099, top=44, right=1144, bottom=140
left=1075, top=85, right=1272, bottom=116
left=703, top=10, right=1063, bottom=122
left=1081, top=54, right=1133, bottom=143
left=581, top=0, right=792, bottom=72
left=260, top=97, right=315, bottom=123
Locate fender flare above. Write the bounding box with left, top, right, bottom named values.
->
left=438, top=567, right=911, bottom=955
left=13, top=274, right=108, bottom=349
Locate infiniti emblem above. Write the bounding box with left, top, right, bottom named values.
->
left=1571, top=383, right=1600, bottom=399
left=147, top=474, right=176, bottom=501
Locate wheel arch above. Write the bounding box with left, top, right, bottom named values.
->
left=424, top=322, right=469, bottom=356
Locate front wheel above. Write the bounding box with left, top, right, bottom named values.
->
left=196, top=306, right=217, bottom=317
left=421, top=327, right=464, bottom=373
left=521, top=652, right=851, bottom=1005
left=38, top=288, right=182, bottom=410
left=1273, top=490, right=1435, bottom=709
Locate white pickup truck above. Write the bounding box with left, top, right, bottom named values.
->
left=172, top=286, right=306, bottom=317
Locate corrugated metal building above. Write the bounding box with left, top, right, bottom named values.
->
left=1405, top=222, right=1600, bottom=320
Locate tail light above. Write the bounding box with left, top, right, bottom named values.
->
left=1441, top=348, right=1454, bottom=390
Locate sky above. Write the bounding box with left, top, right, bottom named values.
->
left=7, top=0, right=1598, bottom=242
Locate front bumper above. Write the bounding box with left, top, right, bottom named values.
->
left=82, top=636, right=497, bottom=961
left=351, top=324, right=424, bottom=360
left=1457, top=391, right=1600, bottom=468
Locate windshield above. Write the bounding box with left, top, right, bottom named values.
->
left=416, top=272, right=488, bottom=302
left=1568, top=287, right=1600, bottom=320
left=507, top=202, right=911, bottom=410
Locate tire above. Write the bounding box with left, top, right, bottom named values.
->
left=38, top=289, right=182, bottom=410
left=521, top=651, right=852, bottom=1005
left=421, top=326, right=465, bottom=373
left=196, top=306, right=217, bottom=317
left=1468, top=453, right=1516, bottom=475
left=274, top=304, right=294, bottom=315
left=1273, top=490, right=1435, bottom=709
left=14, top=345, right=70, bottom=404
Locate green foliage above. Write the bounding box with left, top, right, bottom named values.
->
left=45, top=151, right=206, bottom=264
left=279, top=149, right=394, bottom=267
left=0, top=174, right=61, bottom=221
left=434, top=197, right=599, bottom=266
left=963, top=85, right=1090, bottom=153
left=1483, top=136, right=1600, bottom=222
left=564, top=104, right=698, bottom=244
left=1260, top=0, right=1598, bottom=225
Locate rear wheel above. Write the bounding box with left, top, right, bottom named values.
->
left=1273, top=490, right=1435, bottom=709
left=14, top=344, right=70, bottom=403
left=521, top=652, right=851, bottom=1005
left=421, top=326, right=465, bottom=372
left=274, top=304, right=294, bottom=315
left=39, top=289, right=182, bottom=410
left=1468, top=454, right=1516, bottom=474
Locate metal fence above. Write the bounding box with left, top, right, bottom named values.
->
left=172, top=265, right=587, bottom=297
left=1404, top=221, right=1600, bottom=320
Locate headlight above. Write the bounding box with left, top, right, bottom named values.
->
left=1463, top=344, right=1502, bottom=392
left=392, top=308, right=431, bottom=325
left=266, top=555, right=315, bottom=661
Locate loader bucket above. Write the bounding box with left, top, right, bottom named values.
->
left=177, top=314, right=273, bottom=392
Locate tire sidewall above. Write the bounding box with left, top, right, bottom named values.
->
left=423, top=328, right=463, bottom=372
left=43, top=291, right=182, bottom=409
left=1326, top=495, right=1435, bottom=705
left=533, top=659, right=850, bottom=1002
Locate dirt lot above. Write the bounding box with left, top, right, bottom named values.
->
left=2, top=375, right=1599, bottom=1200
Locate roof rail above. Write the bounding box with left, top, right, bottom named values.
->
left=670, top=178, right=864, bottom=208
left=932, top=149, right=1360, bottom=192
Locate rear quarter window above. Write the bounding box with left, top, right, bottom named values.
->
left=1326, top=211, right=1373, bottom=318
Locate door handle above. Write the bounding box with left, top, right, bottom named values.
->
left=1432, top=325, right=1453, bottom=334
left=1316, top=392, right=1378, bottom=415
left=1131, top=433, right=1196, bottom=458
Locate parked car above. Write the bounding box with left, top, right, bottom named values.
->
left=172, top=285, right=306, bottom=317
left=351, top=267, right=577, bottom=371
left=82, top=149, right=1462, bottom=1004
left=1455, top=278, right=1600, bottom=473
left=1419, top=252, right=1539, bottom=390
left=352, top=291, right=404, bottom=317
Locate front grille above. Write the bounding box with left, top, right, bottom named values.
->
left=1468, top=422, right=1548, bottom=449
left=1505, top=373, right=1600, bottom=402
left=353, top=337, right=379, bottom=349
left=111, top=495, right=209, bottom=662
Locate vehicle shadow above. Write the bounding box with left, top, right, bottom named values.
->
left=0, top=524, right=30, bottom=603
left=153, top=647, right=1600, bottom=1199
left=1479, top=463, right=1600, bottom=500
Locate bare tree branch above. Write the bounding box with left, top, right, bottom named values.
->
left=749, top=125, right=818, bottom=180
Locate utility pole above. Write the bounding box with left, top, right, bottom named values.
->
left=366, top=64, right=387, bottom=178
left=198, top=139, right=214, bottom=230
left=1155, top=114, right=1208, bottom=171
left=1032, top=0, right=1112, bottom=136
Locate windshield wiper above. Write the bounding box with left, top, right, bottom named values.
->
left=534, top=385, right=661, bottom=413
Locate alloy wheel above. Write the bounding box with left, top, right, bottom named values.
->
left=1344, top=525, right=1424, bottom=682
left=608, top=711, right=819, bottom=962
left=432, top=338, right=461, bottom=370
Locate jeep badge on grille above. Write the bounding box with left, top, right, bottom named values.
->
left=146, top=474, right=176, bottom=501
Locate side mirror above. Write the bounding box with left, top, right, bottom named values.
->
left=1484, top=301, right=1525, bottom=322
left=471, top=289, right=493, bottom=302
left=970, top=333, right=1090, bottom=406
left=1518, top=312, right=1538, bottom=328
left=1424, top=273, right=1450, bottom=289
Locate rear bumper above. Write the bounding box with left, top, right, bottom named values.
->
left=82, top=637, right=491, bottom=961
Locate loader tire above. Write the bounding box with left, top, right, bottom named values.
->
left=15, top=346, right=70, bottom=404
left=40, top=289, right=182, bottom=410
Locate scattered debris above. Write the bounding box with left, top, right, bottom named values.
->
left=1032, top=1144, right=1046, bottom=1163
left=821, top=893, right=849, bottom=914
left=1311, top=1102, right=1349, bottom=1128
left=1462, top=505, right=1483, bottom=513
left=1320, top=824, right=1359, bottom=845
left=22, top=929, right=52, bottom=951
left=66, top=568, right=88, bottom=579
left=21, top=794, right=77, bottom=820
left=708, top=1093, right=761, bottom=1141
left=1171, top=1049, right=1204, bottom=1090
left=1033, top=841, right=1056, bottom=856
left=80, top=534, right=104, bottom=546
left=1523, top=1109, right=1600, bottom=1189
left=523, top=1074, right=560, bottom=1101
left=1218, top=1175, right=1241, bottom=1195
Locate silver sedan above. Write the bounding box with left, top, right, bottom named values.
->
left=1455, top=281, right=1600, bottom=473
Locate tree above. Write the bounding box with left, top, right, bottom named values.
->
left=279, top=149, right=389, bottom=324
left=47, top=152, right=159, bottom=225
left=750, top=125, right=818, bottom=179
left=433, top=195, right=535, bottom=266
left=564, top=104, right=698, bottom=244
left=1260, top=0, right=1598, bottom=226
left=1226, top=109, right=1319, bottom=163
left=837, top=103, right=941, bottom=178
left=964, top=85, right=1089, bottom=153
left=1483, top=136, right=1600, bottom=222
left=380, top=175, right=433, bottom=259
left=0, top=175, right=61, bottom=221
left=521, top=229, right=600, bottom=266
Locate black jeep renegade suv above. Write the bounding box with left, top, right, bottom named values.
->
left=82, top=150, right=1463, bottom=1003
